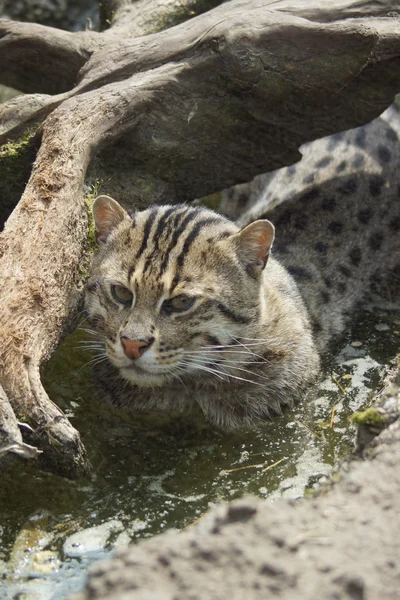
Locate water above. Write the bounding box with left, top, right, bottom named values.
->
left=0, top=296, right=398, bottom=599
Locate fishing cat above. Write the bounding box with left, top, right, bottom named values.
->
left=85, top=106, right=400, bottom=427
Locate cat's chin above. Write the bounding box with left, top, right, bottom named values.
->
left=119, top=365, right=171, bottom=388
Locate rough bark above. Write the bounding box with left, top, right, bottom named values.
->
left=100, top=0, right=224, bottom=36
left=0, top=384, right=42, bottom=475
left=1, top=0, right=400, bottom=477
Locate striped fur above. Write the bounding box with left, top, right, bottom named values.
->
left=85, top=202, right=318, bottom=426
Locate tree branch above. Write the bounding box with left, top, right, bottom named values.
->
left=274, top=0, right=400, bottom=22
left=0, top=103, right=95, bottom=476
left=103, top=0, right=225, bottom=36
left=0, top=19, right=101, bottom=94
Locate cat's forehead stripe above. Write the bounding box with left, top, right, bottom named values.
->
left=176, top=217, right=224, bottom=268
left=135, top=206, right=158, bottom=261
left=144, top=206, right=190, bottom=277
left=169, top=217, right=225, bottom=293
left=123, top=205, right=233, bottom=287
left=157, top=209, right=201, bottom=278
left=150, top=206, right=179, bottom=250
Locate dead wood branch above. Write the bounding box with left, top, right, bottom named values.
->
left=0, top=20, right=101, bottom=94
left=103, top=0, right=225, bottom=35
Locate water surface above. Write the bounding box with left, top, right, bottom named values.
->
left=0, top=296, right=398, bottom=599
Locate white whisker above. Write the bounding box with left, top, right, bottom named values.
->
left=165, top=365, right=188, bottom=390
left=185, top=349, right=254, bottom=356
left=202, top=342, right=267, bottom=350
left=187, top=348, right=270, bottom=366
left=182, top=360, right=264, bottom=387
left=79, top=327, right=106, bottom=339
left=191, top=354, right=265, bottom=367
left=181, top=361, right=225, bottom=380
left=77, top=347, right=106, bottom=353
left=231, top=336, right=269, bottom=362
left=218, top=362, right=270, bottom=381
left=79, top=354, right=108, bottom=372
left=191, top=355, right=270, bottom=381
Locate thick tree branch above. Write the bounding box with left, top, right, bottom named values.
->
left=0, top=0, right=223, bottom=95
left=1, top=0, right=398, bottom=96
left=275, top=0, right=400, bottom=22
left=0, top=94, right=64, bottom=143
left=3, top=6, right=400, bottom=148
left=0, top=103, right=96, bottom=476
left=103, top=0, right=225, bottom=36
left=0, top=20, right=101, bottom=94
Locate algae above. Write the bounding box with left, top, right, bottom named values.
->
left=75, top=181, right=102, bottom=285
left=351, top=407, right=387, bottom=427
left=0, top=128, right=39, bottom=228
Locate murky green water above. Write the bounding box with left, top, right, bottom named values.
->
left=0, top=296, right=399, bottom=599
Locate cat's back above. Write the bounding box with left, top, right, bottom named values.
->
left=240, top=106, right=400, bottom=347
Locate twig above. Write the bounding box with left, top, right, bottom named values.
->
left=261, top=457, right=286, bottom=473
left=224, top=463, right=265, bottom=473
left=330, top=405, right=336, bottom=429
left=332, top=375, right=348, bottom=396
left=296, top=419, right=322, bottom=440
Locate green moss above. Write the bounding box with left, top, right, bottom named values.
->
left=84, top=181, right=101, bottom=255
left=0, top=128, right=35, bottom=159
left=15, top=412, right=29, bottom=424
left=351, top=407, right=387, bottom=427
left=75, top=181, right=102, bottom=283
left=0, top=128, right=38, bottom=226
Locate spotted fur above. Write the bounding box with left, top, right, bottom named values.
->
left=232, top=104, right=400, bottom=349
left=85, top=106, right=400, bottom=426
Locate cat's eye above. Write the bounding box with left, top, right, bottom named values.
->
left=162, top=294, right=195, bottom=314
left=111, top=284, right=134, bottom=305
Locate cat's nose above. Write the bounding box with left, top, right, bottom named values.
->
left=120, top=336, right=154, bottom=360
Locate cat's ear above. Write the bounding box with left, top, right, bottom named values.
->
left=92, top=195, right=128, bottom=243
left=231, top=220, right=275, bottom=277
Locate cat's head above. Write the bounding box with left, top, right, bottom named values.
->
left=85, top=196, right=274, bottom=387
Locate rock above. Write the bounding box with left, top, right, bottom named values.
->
left=63, top=520, right=123, bottom=558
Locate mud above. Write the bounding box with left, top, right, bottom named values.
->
left=73, top=367, right=400, bottom=600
